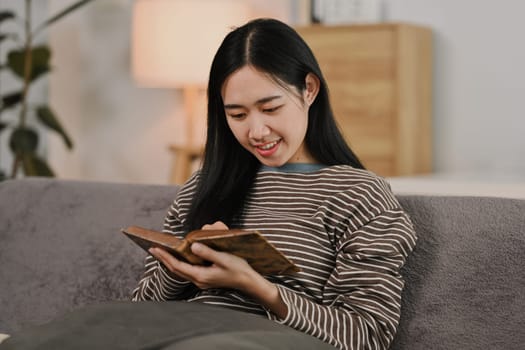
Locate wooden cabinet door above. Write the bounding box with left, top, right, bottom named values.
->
left=296, top=24, right=432, bottom=176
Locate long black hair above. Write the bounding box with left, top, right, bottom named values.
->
left=185, top=18, right=364, bottom=232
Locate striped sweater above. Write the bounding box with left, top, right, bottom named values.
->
left=132, top=165, right=417, bottom=350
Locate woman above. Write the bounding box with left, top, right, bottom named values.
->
left=132, top=18, right=416, bottom=350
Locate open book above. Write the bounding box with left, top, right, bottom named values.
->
left=121, top=226, right=300, bottom=275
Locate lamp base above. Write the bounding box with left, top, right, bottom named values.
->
left=168, top=144, right=204, bottom=184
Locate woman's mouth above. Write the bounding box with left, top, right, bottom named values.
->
left=254, top=139, right=281, bottom=157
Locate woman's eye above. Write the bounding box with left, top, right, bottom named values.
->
left=229, top=113, right=246, bottom=119
left=263, top=105, right=282, bottom=113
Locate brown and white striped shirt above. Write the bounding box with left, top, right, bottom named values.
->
left=132, top=165, right=417, bottom=350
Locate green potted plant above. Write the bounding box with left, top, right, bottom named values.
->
left=0, top=0, right=94, bottom=181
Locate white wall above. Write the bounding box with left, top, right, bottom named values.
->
left=384, top=0, right=525, bottom=180
left=48, top=0, right=186, bottom=184
left=46, top=0, right=298, bottom=184
left=37, top=0, right=525, bottom=184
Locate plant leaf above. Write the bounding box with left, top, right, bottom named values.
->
left=0, top=11, right=16, bottom=24
left=36, top=105, right=73, bottom=149
left=9, top=127, right=39, bottom=154
left=33, top=0, right=94, bottom=35
left=0, top=33, right=9, bottom=43
left=1, top=91, right=23, bottom=110
left=7, top=46, right=51, bottom=82
left=22, top=153, right=54, bottom=177
left=0, top=32, right=18, bottom=45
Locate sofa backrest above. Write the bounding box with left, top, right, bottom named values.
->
left=392, top=195, right=525, bottom=350
left=0, top=178, right=179, bottom=333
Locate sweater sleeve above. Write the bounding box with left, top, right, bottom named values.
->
left=268, top=203, right=416, bottom=350
left=131, top=199, right=194, bottom=301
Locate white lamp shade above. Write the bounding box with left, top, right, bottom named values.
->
left=132, top=0, right=251, bottom=88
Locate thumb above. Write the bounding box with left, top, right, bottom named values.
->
left=191, top=242, right=220, bottom=262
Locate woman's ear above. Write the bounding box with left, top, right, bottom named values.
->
left=304, top=73, right=320, bottom=106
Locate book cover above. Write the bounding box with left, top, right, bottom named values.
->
left=122, top=226, right=300, bottom=275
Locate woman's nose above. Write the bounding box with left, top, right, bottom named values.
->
left=248, top=117, right=271, bottom=140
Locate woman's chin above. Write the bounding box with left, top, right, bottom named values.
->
left=257, top=158, right=287, bottom=168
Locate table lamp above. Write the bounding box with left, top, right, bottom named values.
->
left=132, top=0, right=250, bottom=184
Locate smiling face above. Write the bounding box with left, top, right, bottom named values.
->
left=221, top=65, right=319, bottom=167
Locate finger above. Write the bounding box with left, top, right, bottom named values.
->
left=190, top=242, right=237, bottom=269
left=190, top=242, right=221, bottom=262
left=149, top=248, right=193, bottom=278
left=201, top=221, right=229, bottom=230
left=149, top=247, right=174, bottom=263
left=149, top=247, right=176, bottom=269
left=150, top=247, right=214, bottom=284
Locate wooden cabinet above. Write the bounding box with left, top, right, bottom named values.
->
left=296, top=23, right=433, bottom=176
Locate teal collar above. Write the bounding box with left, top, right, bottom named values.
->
left=260, top=163, right=327, bottom=173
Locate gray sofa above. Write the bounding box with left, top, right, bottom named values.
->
left=1, top=178, right=524, bottom=349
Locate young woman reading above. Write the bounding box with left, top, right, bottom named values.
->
left=132, top=18, right=417, bottom=350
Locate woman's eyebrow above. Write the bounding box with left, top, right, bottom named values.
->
left=255, top=95, right=282, bottom=105
left=224, top=103, right=244, bottom=110
left=224, top=95, right=282, bottom=109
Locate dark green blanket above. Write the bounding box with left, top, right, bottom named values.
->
left=0, top=301, right=335, bottom=350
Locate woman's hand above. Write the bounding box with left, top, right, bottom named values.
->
left=150, top=239, right=253, bottom=290
left=149, top=221, right=256, bottom=290
left=149, top=221, right=288, bottom=318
